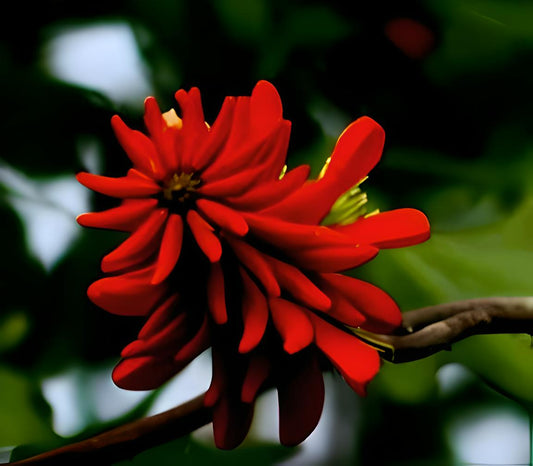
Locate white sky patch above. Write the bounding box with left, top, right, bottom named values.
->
left=0, top=162, right=90, bottom=271
left=42, top=21, right=153, bottom=106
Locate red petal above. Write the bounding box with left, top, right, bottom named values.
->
left=334, top=208, right=430, bottom=248
left=196, top=199, right=248, bottom=236
left=308, top=312, right=380, bottom=395
left=111, top=115, right=164, bottom=179
left=225, top=236, right=279, bottom=297
left=76, top=172, right=161, bottom=198
left=269, top=298, right=314, bottom=354
left=194, top=97, right=236, bottom=171
left=264, top=255, right=331, bottom=311
left=296, top=244, right=379, bottom=272
left=238, top=267, right=269, bottom=353
left=76, top=199, right=158, bottom=231
left=205, top=350, right=225, bottom=407
left=112, top=356, right=176, bottom=390
left=101, top=208, right=168, bottom=273
left=320, top=273, right=402, bottom=333
left=225, top=164, right=309, bottom=211
left=212, top=394, right=254, bottom=450
left=152, top=214, right=184, bottom=284
left=186, top=210, right=222, bottom=262
left=87, top=265, right=166, bottom=316
left=278, top=354, right=324, bottom=446
left=250, top=80, right=283, bottom=141
left=138, top=294, right=180, bottom=339
left=121, top=312, right=188, bottom=358
left=173, top=312, right=210, bottom=365
left=144, top=96, right=178, bottom=171
left=241, top=355, right=270, bottom=403
left=263, top=117, right=384, bottom=224
left=319, top=279, right=366, bottom=327
left=207, top=262, right=228, bottom=325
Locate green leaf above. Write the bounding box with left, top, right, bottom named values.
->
left=0, top=366, right=57, bottom=448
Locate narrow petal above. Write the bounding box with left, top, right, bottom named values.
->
left=225, top=164, right=309, bottom=211
left=152, top=214, right=184, bottom=284
left=334, top=208, right=430, bottom=248
left=194, top=96, right=236, bottom=171
left=296, top=244, right=379, bottom=272
left=112, top=356, right=177, bottom=390
left=76, top=199, right=158, bottom=231
left=321, top=273, right=402, bottom=333
left=76, top=172, right=161, bottom=198
left=111, top=115, right=164, bottom=179
left=212, top=394, right=254, bottom=450
left=241, top=355, right=270, bottom=403
left=144, top=96, right=178, bottom=171
left=207, top=263, right=228, bottom=325
left=138, top=294, right=180, bottom=339
left=250, top=80, right=283, bottom=141
left=186, top=210, right=222, bottom=262
left=319, top=280, right=366, bottom=327
left=308, top=312, right=380, bottom=395
left=269, top=298, right=314, bottom=354
left=238, top=267, right=269, bottom=353
left=87, top=265, right=166, bottom=316
left=225, top=236, right=279, bottom=297
left=196, top=199, right=248, bottom=236
left=205, top=350, right=226, bottom=407
left=264, top=256, right=331, bottom=311
left=101, top=208, right=168, bottom=273
left=278, top=354, right=324, bottom=446
left=174, top=312, right=210, bottom=365
left=263, top=117, right=385, bottom=224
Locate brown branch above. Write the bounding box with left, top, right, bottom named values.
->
left=10, top=297, right=533, bottom=465
left=10, top=394, right=211, bottom=465
left=355, top=297, right=533, bottom=363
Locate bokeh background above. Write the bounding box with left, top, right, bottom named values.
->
left=1, top=0, right=532, bottom=464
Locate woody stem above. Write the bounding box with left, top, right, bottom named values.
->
left=10, top=297, right=533, bottom=465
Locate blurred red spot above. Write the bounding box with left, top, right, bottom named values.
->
left=385, top=17, right=435, bottom=60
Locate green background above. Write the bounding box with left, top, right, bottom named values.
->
left=0, top=0, right=532, bottom=464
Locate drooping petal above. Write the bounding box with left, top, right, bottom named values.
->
left=76, top=199, right=158, bottom=231
left=225, top=164, right=310, bottom=211
left=241, top=355, right=270, bottom=403
left=269, top=298, right=314, bottom=354
left=186, top=210, right=222, bottom=262
left=101, top=208, right=168, bottom=273
left=225, top=236, right=280, bottom=297
left=212, top=393, right=254, bottom=450
left=320, top=273, right=402, bottom=333
left=138, top=294, right=180, bottom=340
left=87, top=265, right=166, bottom=316
left=307, top=312, right=380, bottom=396
left=76, top=172, right=161, bottom=198
left=205, top=350, right=226, bottom=408
left=111, top=115, right=165, bottom=179
left=174, top=312, right=210, bottom=366
left=196, top=199, right=248, bottom=236
left=263, top=117, right=385, bottom=224
left=238, top=267, right=269, bottom=353
left=295, top=244, right=379, bottom=272
left=319, top=279, right=366, bottom=327
left=278, top=353, right=324, bottom=446
left=264, top=255, right=331, bottom=311
left=152, top=214, right=184, bottom=284
left=207, top=262, right=228, bottom=325
left=112, top=356, right=177, bottom=390
left=334, top=208, right=430, bottom=248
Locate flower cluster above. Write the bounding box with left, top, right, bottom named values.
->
left=77, top=81, right=430, bottom=449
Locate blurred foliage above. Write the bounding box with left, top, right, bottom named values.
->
left=1, top=0, right=532, bottom=464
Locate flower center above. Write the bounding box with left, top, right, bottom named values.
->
left=162, top=172, right=201, bottom=203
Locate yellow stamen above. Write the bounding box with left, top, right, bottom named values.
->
left=163, top=173, right=200, bottom=201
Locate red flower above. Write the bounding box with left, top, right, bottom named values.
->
left=77, top=81, right=430, bottom=449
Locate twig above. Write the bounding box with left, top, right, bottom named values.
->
left=355, top=297, right=533, bottom=363
left=10, top=297, right=533, bottom=464
left=10, top=394, right=211, bottom=465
